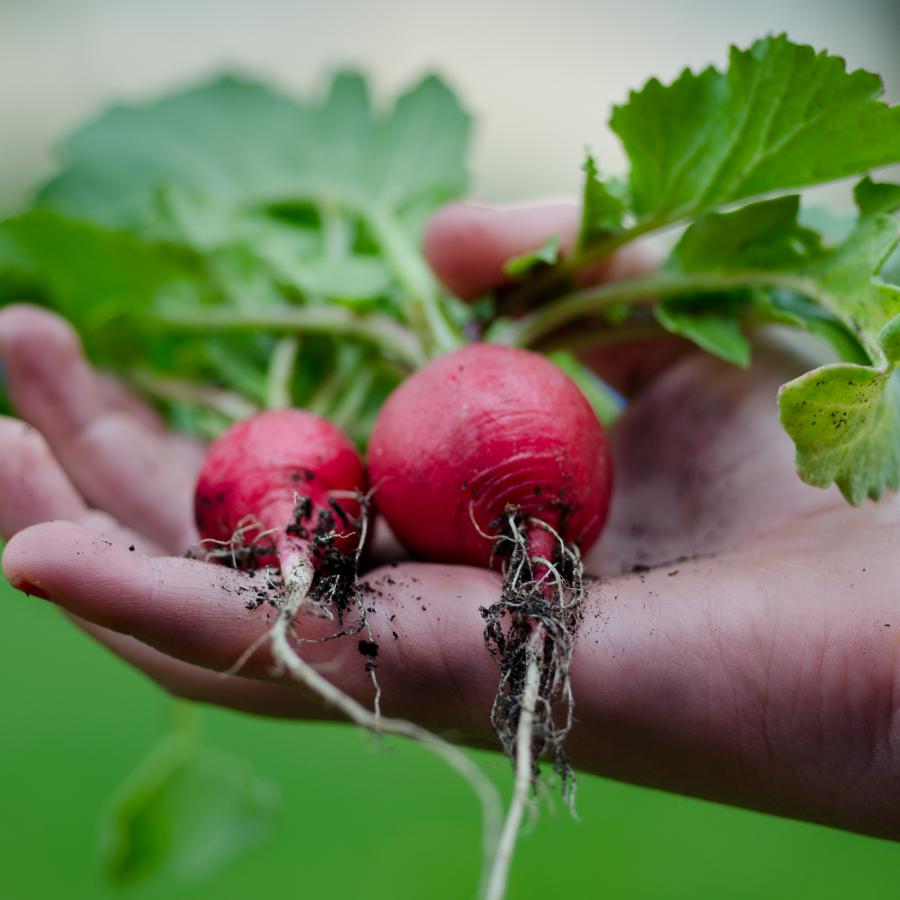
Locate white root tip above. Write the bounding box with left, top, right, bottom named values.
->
left=484, top=640, right=542, bottom=900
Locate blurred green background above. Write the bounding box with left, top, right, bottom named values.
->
left=4, top=1, right=900, bottom=897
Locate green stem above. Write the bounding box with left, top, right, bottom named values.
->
left=538, top=321, right=666, bottom=354
left=503, top=219, right=664, bottom=309
left=330, top=367, right=375, bottom=436
left=497, top=270, right=822, bottom=347
left=320, top=201, right=351, bottom=259
left=365, top=205, right=461, bottom=356
left=265, top=336, right=300, bottom=409
left=153, top=304, right=427, bottom=370
left=264, top=190, right=460, bottom=358
left=561, top=219, right=664, bottom=277
left=130, top=370, right=258, bottom=420
left=306, top=344, right=364, bottom=416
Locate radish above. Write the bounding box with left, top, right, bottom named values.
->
left=368, top=343, right=613, bottom=900
left=193, top=408, right=504, bottom=891
left=195, top=408, right=367, bottom=619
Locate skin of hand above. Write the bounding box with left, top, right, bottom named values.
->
left=2, top=201, right=900, bottom=845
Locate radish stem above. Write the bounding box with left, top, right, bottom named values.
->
left=130, top=370, right=258, bottom=420
left=268, top=578, right=503, bottom=897
left=265, top=336, right=300, bottom=409
left=155, top=303, right=427, bottom=369
left=497, top=269, right=823, bottom=348
left=484, top=630, right=542, bottom=900
left=365, top=204, right=462, bottom=356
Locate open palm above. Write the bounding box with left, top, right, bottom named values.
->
left=3, top=201, right=899, bottom=843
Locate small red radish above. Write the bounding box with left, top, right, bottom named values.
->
left=368, top=343, right=613, bottom=900
left=193, top=407, right=504, bottom=885
left=195, top=409, right=366, bottom=610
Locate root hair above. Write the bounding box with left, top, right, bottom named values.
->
left=481, top=510, right=585, bottom=900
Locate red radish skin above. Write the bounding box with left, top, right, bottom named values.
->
left=195, top=409, right=366, bottom=575
left=368, top=343, right=613, bottom=567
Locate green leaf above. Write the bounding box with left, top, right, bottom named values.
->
left=811, top=183, right=900, bottom=365
left=548, top=350, right=624, bottom=427
left=657, top=195, right=819, bottom=367
left=103, top=732, right=279, bottom=885
left=255, top=230, right=392, bottom=301
left=38, top=71, right=471, bottom=238
left=877, top=315, right=900, bottom=365
left=779, top=363, right=900, bottom=504
left=504, top=235, right=561, bottom=279
left=886, top=250, right=900, bottom=287
left=145, top=187, right=393, bottom=303
left=668, top=195, right=821, bottom=273
left=38, top=76, right=309, bottom=229
left=854, top=176, right=900, bottom=217
left=660, top=183, right=900, bottom=368
left=778, top=185, right=900, bottom=503
left=368, top=74, right=472, bottom=212
left=140, top=187, right=272, bottom=251
left=33, top=69, right=470, bottom=353
left=291, top=256, right=393, bottom=300
left=0, top=210, right=202, bottom=331
left=755, top=291, right=869, bottom=365
left=655, top=296, right=751, bottom=367
left=611, top=34, right=900, bottom=223
left=578, top=154, right=625, bottom=248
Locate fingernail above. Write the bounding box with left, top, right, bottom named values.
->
left=9, top=577, right=52, bottom=602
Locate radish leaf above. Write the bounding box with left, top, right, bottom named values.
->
left=609, top=34, right=900, bottom=225
left=779, top=363, right=900, bottom=504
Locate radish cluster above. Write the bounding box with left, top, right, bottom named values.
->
left=192, top=343, right=613, bottom=900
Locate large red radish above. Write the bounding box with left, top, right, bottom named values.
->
left=369, top=343, right=613, bottom=900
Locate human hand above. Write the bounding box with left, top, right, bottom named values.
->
left=2, top=201, right=899, bottom=842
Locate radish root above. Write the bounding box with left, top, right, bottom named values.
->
left=484, top=632, right=541, bottom=900
left=481, top=511, right=586, bottom=900
left=195, top=492, right=503, bottom=897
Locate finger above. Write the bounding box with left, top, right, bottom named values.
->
left=0, top=416, right=161, bottom=554
left=0, top=305, right=197, bottom=551
left=1, top=520, right=502, bottom=740
left=96, top=373, right=206, bottom=472
left=423, top=201, right=661, bottom=300
left=424, top=201, right=580, bottom=299
left=78, top=620, right=316, bottom=719
left=96, top=374, right=167, bottom=433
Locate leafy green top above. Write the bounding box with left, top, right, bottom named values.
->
left=1, top=71, right=473, bottom=442
left=2, top=35, right=900, bottom=502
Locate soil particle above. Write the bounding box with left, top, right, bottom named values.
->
left=358, top=639, right=379, bottom=658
